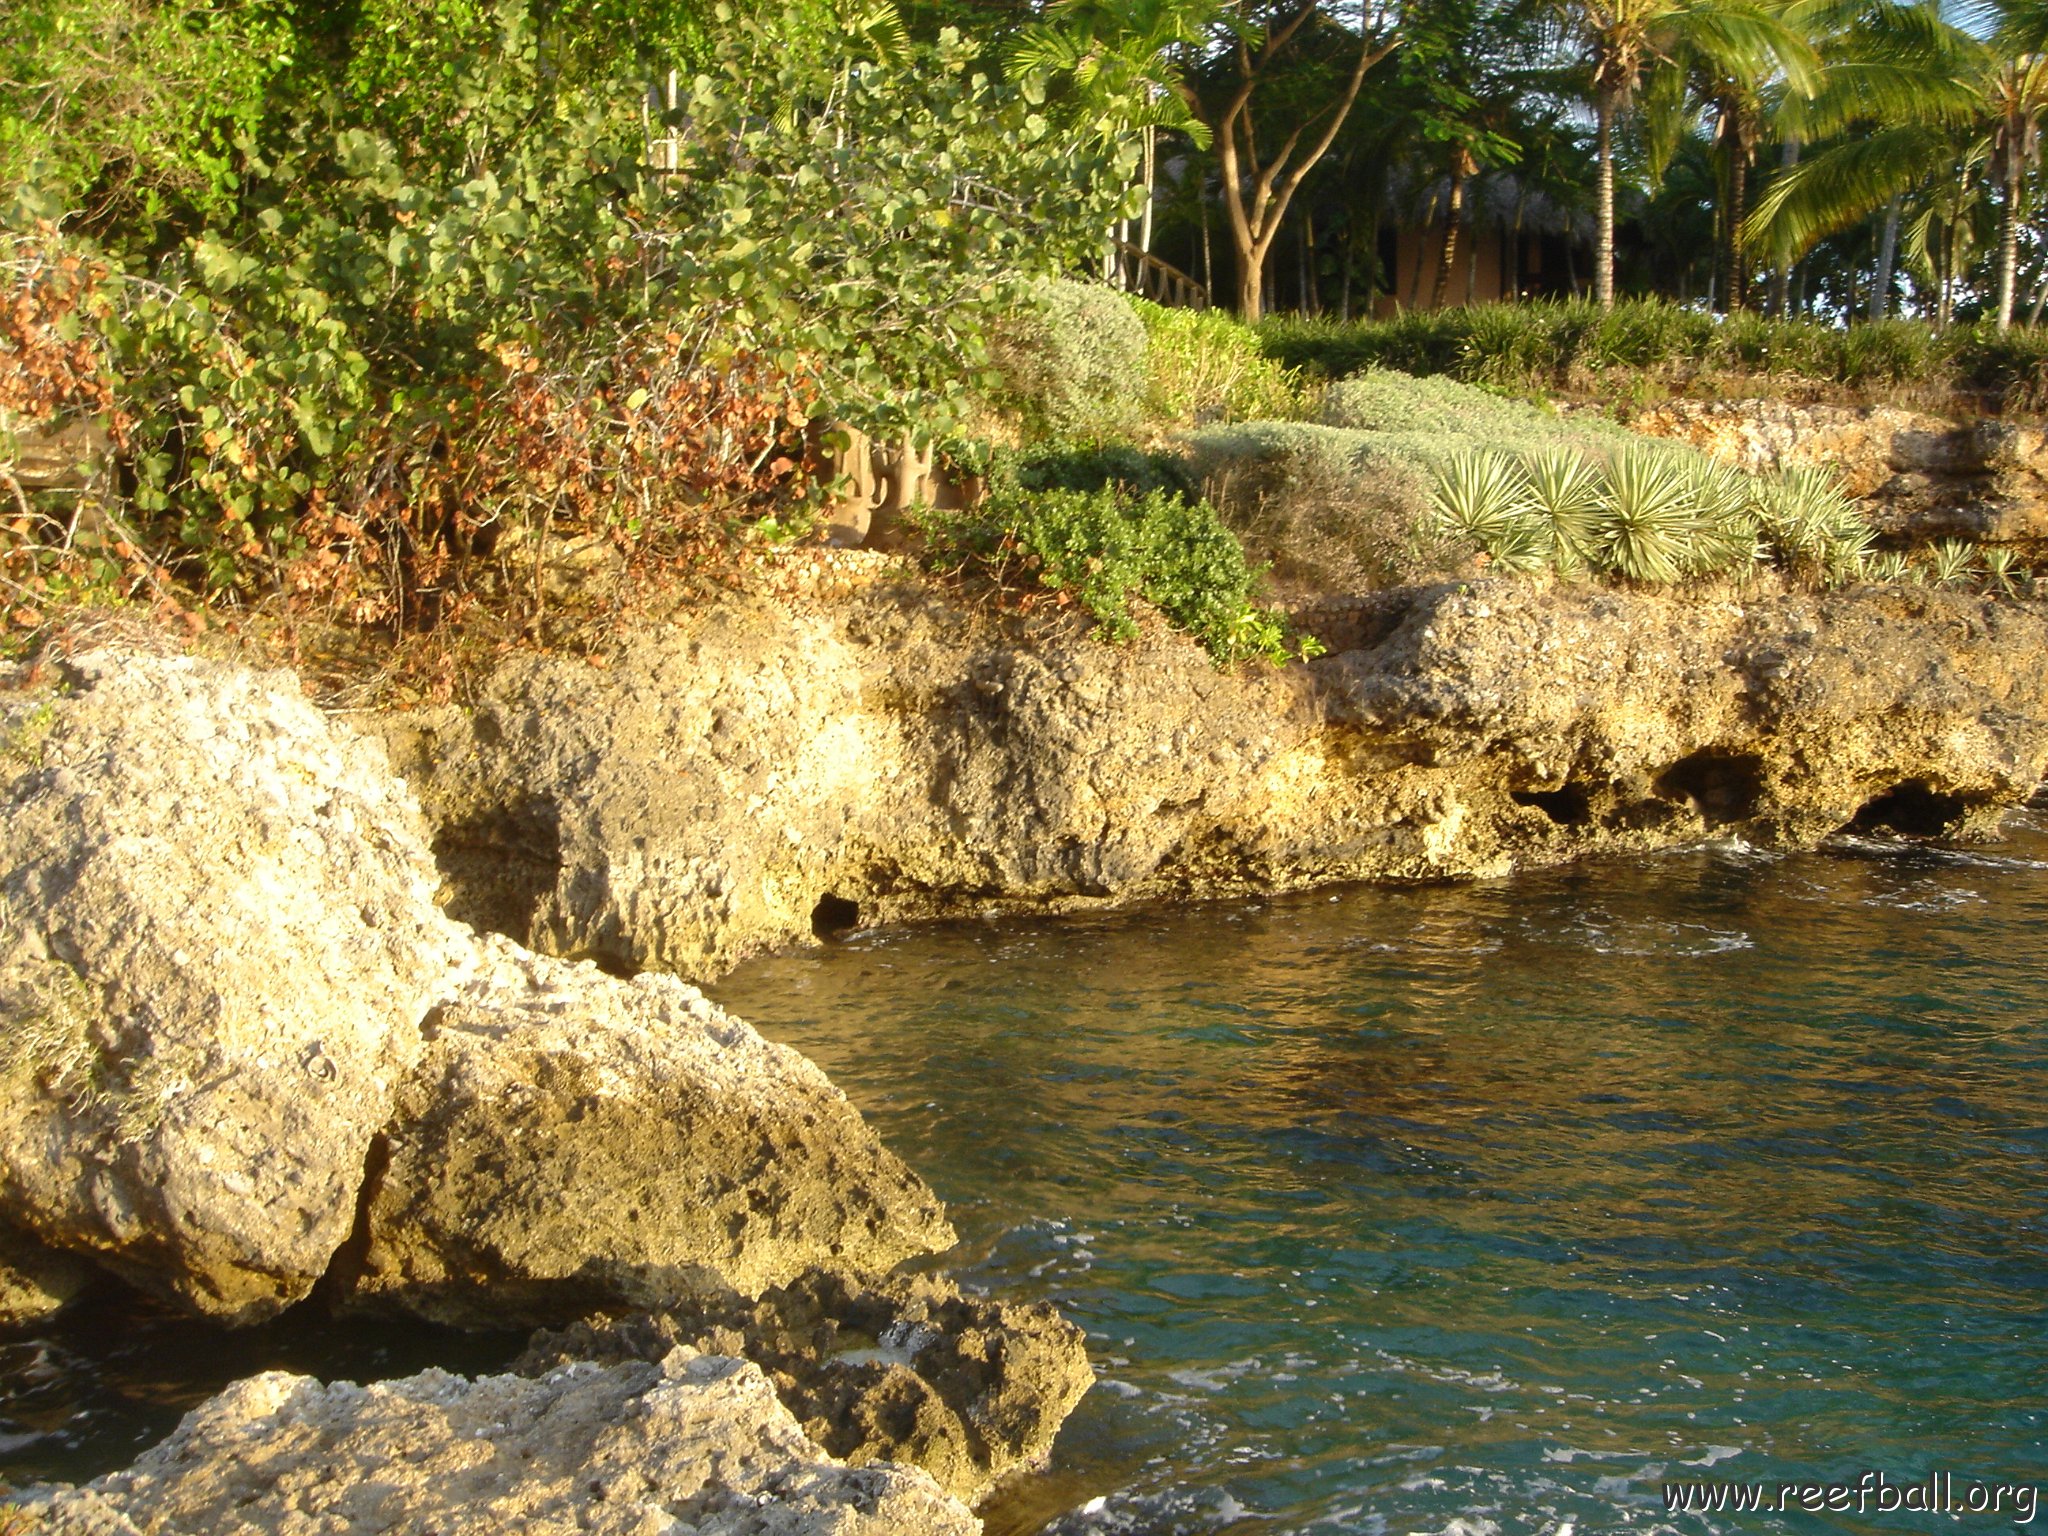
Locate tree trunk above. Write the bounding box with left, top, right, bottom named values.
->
left=1595, top=94, right=1617, bottom=309
left=1998, top=149, right=2022, bottom=331
left=1139, top=125, right=1158, bottom=268
left=1768, top=136, right=1800, bottom=315
left=1728, top=147, right=1747, bottom=311
left=1432, top=153, right=1470, bottom=310
left=1872, top=197, right=1901, bottom=320
left=1205, top=6, right=1400, bottom=320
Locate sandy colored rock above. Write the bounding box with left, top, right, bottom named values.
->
left=14, top=1348, right=978, bottom=1536
left=340, top=937, right=955, bottom=1327
left=379, top=573, right=2048, bottom=984
left=0, top=651, right=472, bottom=1323
left=521, top=1269, right=1095, bottom=1504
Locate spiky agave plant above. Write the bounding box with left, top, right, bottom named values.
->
left=1980, top=545, right=2022, bottom=594
left=1596, top=446, right=1695, bottom=584
left=1521, top=448, right=1605, bottom=576
left=1679, top=460, right=1764, bottom=576
left=1928, top=539, right=1980, bottom=586
left=1751, top=465, right=1871, bottom=583
left=1432, top=450, right=1549, bottom=572
left=1862, top=548, right=1915, bottom=585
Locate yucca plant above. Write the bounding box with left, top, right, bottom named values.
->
left=1862, top=549, right=1915, bottom=585
left=1980, top=545, right=2022, bottom=594
left=1752, top=465, right=1871, bottom=581
left=1680, top=461, right=1764, bottom=575
left=1521, top=448, right=1605, bottom=575
left=1596, top=446, right=1696, bottom=583
left=1432, top=451, right=1549, bottom=571
left=1928, top=539, right=1980, bottom=587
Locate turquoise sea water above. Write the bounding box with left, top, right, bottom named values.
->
left=712, top=822, right=2048, bottom=1535
left=5, top=822, right=2044, bottom=1532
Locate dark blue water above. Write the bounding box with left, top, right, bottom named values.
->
left=712, top=823, right=2048, bottom=1535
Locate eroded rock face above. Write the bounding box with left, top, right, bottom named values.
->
left=342, top=938, right=955, bottom=1327
left=0, top=651, right=471, bottom=1323
left=1624, top=398, right=2048, bottom=546
left=15, top=1348, right=978, bottom=1536
left=520, top=1270, right=1095, bottom=1504
left=0, top=1224, right=94, bottom=1327
left=380, top=573, right=2048, bottom=984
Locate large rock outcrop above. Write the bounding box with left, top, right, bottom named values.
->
left=379, top=571, right=2048, bottom=984
left=1624, top=397, right=2048, bottom=546
left=0, top=651, right=471, bottom=1323
left=0, top=647, right=958, bottom=1330
left=340, top=938, right=954, bottom=1328
left=14, top=1348, right=978, bottom=1536
left=520, top=1270, right=1096, bottom=1504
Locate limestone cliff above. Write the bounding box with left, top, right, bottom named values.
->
left=377, top=566, right=2048, bottom=985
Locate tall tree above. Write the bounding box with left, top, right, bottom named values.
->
left=1194, top=2, right=1403, bottom=319
left=1552, top=0, right=1813, bottom=307
left=1743, top=0, right=2046, bottom=326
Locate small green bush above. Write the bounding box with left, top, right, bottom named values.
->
left=987, top=278, right=1149, bottom=439
left=1130, top=299, right=1307, bottom=426
left=918, top=455, right=1301, bottom=664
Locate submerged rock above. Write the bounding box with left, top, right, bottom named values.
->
left=380, top=576, right=2048, bottom=983
left=521, top=1269, right=1095, bottom=1504
left=15, top=1348, right=977, bottom=1535
left=0, top=651, right=470, bottom=1324
left=342, top=938, right=955, bottom=1327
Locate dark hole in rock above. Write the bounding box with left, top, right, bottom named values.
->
left=1654, top=750, right=1766, bottom=826
left=811, top=894, right=861, bottom=940
left=430, top=799, right=562, bottom=945
left=1851, top=780, right=1968, bottom=837
left=1511, top=784, right=1593, bottom=827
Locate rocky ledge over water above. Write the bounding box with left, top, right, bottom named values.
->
left=377, top=570, right=2048, bottom=983
left=0, top=646, right=1091, bottom=1530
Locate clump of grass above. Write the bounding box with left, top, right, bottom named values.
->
left=1596, top=446, right=1696, bottom=583
left=1752, top=466, right=1874, bottom=584
left=1131, top=299, right=1308, bottom=427
left=1926, top=539, right=1980, bottom=587
left=1423, top=443, right=1883, bottom=589
left=1522, top=448, right=1604, bottom=575
left=1253, top=297, right=2048, bottom=414
left=1203, top=440, right=1460, bottom=594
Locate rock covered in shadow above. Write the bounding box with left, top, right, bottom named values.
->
left=519, top=1269, right=1095, bottom=1505
left=337, top=937, right=956, bottom=1327
left=14, top=1347, right=977, bottom=1536
left=0, top=650, right=473, bottom=1324
left=0, top=1223, right=95, bottom=1327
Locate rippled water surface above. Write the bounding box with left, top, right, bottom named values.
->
left=5, top=824, right=2045, bottom=1532
left=712, top=824, right=2048, bottom=1535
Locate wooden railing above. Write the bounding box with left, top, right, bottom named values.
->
left=1114, top=244, right=1209, bottom=310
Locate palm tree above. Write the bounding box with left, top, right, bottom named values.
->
left=1744, top=0, right=2048, bottom=328
left=1553, top=0, right=1815, bottom=307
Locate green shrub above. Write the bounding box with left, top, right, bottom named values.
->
left=1002, top=440, right=1199, bottom=501
left=1199, top=434, right=1458, bottom=594
left=1249, top=298, right=2048, bottom=411
left=1130, top=299, right=1307, bottom=426
left=1833, top=320, right=1940, bottom=386
left=988, top=278, right=1150, bottom=439
left=918, top=461, right=1301, bottom=664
